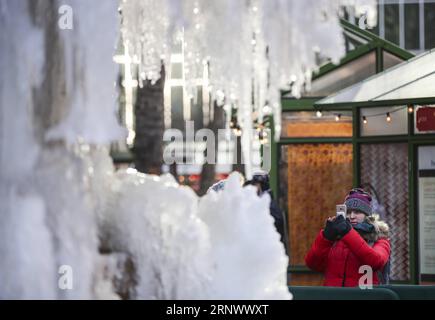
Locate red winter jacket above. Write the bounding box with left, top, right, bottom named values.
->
left=305, top=228, right=390, bottom=287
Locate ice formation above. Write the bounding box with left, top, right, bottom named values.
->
left=0, top=0, right=292, bottom=299
left=0, top=0, right=123, bottom=299
left=1, top=0, right=375, bottom=299
left=0, top=0, right=56, bottom=299
left=93, top=161, right=290, bottom=299
left=199, top=173, right=290, bottom=299
left=120, top=0, right=377, bottom=177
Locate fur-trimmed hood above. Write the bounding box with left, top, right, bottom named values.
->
left=356, top=214, right=390, bottom=242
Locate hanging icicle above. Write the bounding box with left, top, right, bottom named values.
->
left=120, top=0, right=377, bottom=176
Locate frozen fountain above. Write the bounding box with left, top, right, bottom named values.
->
left=0, top=0, right=290, bottom=299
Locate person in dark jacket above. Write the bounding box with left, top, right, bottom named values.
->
left=244, top=173, right=288, bottom=254
left=305, top=188, right=390, bottom=287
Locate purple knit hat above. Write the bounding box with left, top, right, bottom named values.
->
left=344, top=188, right=372, bottom=216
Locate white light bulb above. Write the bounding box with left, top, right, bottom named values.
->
left=386, top=113, right=391, bottom=122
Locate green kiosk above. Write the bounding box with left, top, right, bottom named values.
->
left=271, top=21, right=435, bottom=298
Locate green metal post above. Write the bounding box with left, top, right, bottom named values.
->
left=376, top=44, right=384, bottom=73
left=408, top=106, right=418, bottom=284
left=352, top=106, right=361, bottom=187
left=269, top=115, right=279, bottom=200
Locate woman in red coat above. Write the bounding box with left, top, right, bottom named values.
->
left=305, top=188, right=390, bottom=287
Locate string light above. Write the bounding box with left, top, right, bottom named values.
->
left=230, top=108, right=270, bottom=141
left=360, top=105, right=409, bottom=125
left=233, top=126, right=242, bottom=136
left=256, top=123, right=264, bottom=132
left=259, top=129, right=268, bottom=144
left=386, top=112, right=391, bottom=122
left=230, top=113, right=242, bottom=137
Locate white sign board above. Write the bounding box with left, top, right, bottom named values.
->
left=418, top=146, right=435, bottom=275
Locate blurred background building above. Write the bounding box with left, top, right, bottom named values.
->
left=347, top=0, right=435, bottom=55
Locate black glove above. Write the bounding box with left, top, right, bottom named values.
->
left=323, top=219, right=338, bottom=241
left=334, top=215, right=352, bottom=238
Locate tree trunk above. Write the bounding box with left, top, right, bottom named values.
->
left=232, top=135, right=245, bottom=176
left=197, top=102, right=225, bottom=196
left=133, top=65, right=165, bottom=175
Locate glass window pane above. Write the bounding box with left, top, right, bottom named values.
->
left=405, top=3, right=420, bottom=50
left=191, top=86, right=203, bottom=130
left=383, top=50, right=405, bottom=70
left=424, top=3, right=435, bottom=50
left=360, top=143, right=410, bottom=281
left=319, top=51, right=435, bottom=105
left=281, top=111, right=353, bottom=138
left=171, top=86, right=184, bottom=131
left=310, top=52, right=376, bottom=96
left=360, top=106, right=408, bottom=136
left=279, top=143, right=353, bottom=276
left=385, top=4, right=400, bottom=45
left=171, top=63, right=183, bottom=79
left=172, top=41, right=182, bottom=54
